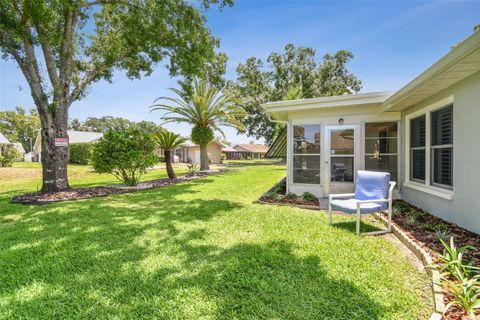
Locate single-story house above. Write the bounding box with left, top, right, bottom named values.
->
left=174, top=139, right=224, bottom=164
left=12, top=142, right=26, bottom=155
left=33, top=130, right=103, bottom=162
left=0, top=132, right=11, bottom=145
left=263, top=31, right=480, bottom=234
left=223, top=144, right=269, bottom=160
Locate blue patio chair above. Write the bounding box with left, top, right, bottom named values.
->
left=328, top=170, right=396, bottom=235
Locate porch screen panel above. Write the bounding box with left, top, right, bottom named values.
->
left=431, top=105, right=453, bottom=188
left=293, top=125, right=321, bottom=184
left=364, top=122, right=398, bottom=182
left=410, top=115, right=426, bottom=182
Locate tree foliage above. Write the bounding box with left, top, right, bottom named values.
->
left=69, top=116, right=164, bottom=134
left=151, top=78, right=246, bottom=170
left=0, top=0, right=231, bottom=192
left=90, top=129, right=157, bottom=186
left=0, top=107, right=40, bottom=152
left=0, top=144, right=20, bottom=167
left=227, top=44, right=362, bottom=143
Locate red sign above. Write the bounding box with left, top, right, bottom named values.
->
left=55, top=137, right=69, bottom=147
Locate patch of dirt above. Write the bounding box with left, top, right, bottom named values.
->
left=11, top=170, right=226, bottom=205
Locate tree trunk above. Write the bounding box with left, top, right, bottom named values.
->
left=40, top=104, right=70, bottom=193
left=199, top=143, right=210, bottom=171
left=164, top=150, right=176, bottom=179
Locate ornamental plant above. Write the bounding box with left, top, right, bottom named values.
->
left=153, top=131, right=186, bottom=180
left=151, top=78, right=246, bottom=171
left=0, top=145, right=20, bottom=167
left=90, top=129, right=157, bottom=186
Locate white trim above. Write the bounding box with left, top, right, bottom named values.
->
left=404, top=95, right=454, bottom=199
left=403, top=181, right=454, bottom=200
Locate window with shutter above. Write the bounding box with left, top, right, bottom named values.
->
left=410, top=115, right=426, bottom=182
left=431, top=105, right=453, bottom=188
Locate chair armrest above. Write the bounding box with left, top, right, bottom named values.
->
left=329, top=193, right=355, bottom=201
left=356, top=199, right=388, bottom=209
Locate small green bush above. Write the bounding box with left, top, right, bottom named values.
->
left=90, top=129, right=157, bottom=186
left=301, top=192, right=317, bottom=203
left=272, top=179, right=286, bottom=194
left=69, top=142, right=94, bottom=165
left=246, top=156, right=252, bottom=160
left=221, top=153, right=226, bottom=162
left=0, top=145, right=19, bottom=167
left=157, top=155, right=166, bottom=163
left=285, top=192, right=298, bottom=199
left=187, top=163, right=199, bottom=176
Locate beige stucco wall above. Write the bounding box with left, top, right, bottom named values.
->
left=187, top=142, right=222, bottom=164
left=401, top=71, right=480, bottom=234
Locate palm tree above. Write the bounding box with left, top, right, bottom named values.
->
left=151, top=79, right=246, bottom=171
left=153, top=131, right=186, bottom=179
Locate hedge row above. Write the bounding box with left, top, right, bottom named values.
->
left=69, top=142, right=94, bottom=165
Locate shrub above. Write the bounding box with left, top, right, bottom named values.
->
left=436, top=237, right=480, bottom=280
left=0, top=145, right=20, bottom=167
left=435, top=229, right=451, bottom=243
left=285, top=192, right=298, bottom=199
left=90, top=129, right=157, bottom=186
left=157, top=155, right=166, bottom=163
left=246, top=156, right=252, bottom=160
left=187, top=163, right=199, bottom=176
left=69, top=142, right=94, bottom=165
left=272, top=179, right=286, bottom=194
left=221, top=153, right=226, bottom=162
left=301, top=192, right=317, bottom=203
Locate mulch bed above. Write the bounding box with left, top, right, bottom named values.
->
left=11, top=171, right=225, bottom=205
left=381, top=200, right=480, bottom=320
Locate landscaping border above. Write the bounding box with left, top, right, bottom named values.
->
left=374, top=213, right=444, bottom=320
left=257, top=177, right=320, bottom=210
left=11, top=169, right=229, bottom=205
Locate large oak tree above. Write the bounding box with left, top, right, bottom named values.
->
left=227, top=44, right=362, bottom=144
left=0, top=0, right=231, bottom=192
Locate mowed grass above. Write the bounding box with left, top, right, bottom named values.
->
left=0, top=161, right=432, bottom=319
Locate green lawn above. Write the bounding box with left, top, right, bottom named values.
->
left=0, top=161, right=431, bottom=319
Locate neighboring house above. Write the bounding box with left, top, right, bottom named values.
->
left=33, top=130, right=103, bottom=162
left=12, top=142, right=26, bottom=155
left=224, top=144, right=269, bottom=160
left=263, top=31, right=480, bottom=234
left=0, top=132, right=11, bottom=145
left=174, top=139, right=224, bottom=164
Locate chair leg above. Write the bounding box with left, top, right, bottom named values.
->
left=329, top=202, right=332, bottom=225
left=356, top=207, right=361, bottom=235
left=387, top=201, right=392, bottom=232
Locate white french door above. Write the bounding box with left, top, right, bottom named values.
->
left=324, top=125, right=360, bottom=195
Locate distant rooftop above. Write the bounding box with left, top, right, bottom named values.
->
left=0, top=132, right=11, bottom=144
left=67, top=130, right=103, bottom=143
left=234, top=144, right=269, bottom=153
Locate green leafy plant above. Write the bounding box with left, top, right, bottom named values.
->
left=69, top=142, right=94, bottom=165
left=437, top=237, right=480, bottom=281
left=435, top=229, right=451, bottom=243
left=405, top=209, right=426, bottom=225
left=0, top=145, right=20, bottom=167
left=246, top=156, right=252, bottom=160
left=422, top=222, right=449, bottom=233
left=285, top=192, right=298, bottom=199
left=90, top=129, right=157, bottom=186
left=393, top=200, right=411, bottom=215
left=405, top=214, right=418, bottom=226
left=221, top=153, right=226, bottom=162
left=442, top=273, right=480, bottom=319
left=186, top=163, right=200, bottom=176
left=301, top=192, right=317, bottom=203
left=272, top=179, right=287, bottom=194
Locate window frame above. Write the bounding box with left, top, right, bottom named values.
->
left=430, top=105, right=453, bottom=189
left=291, top=124, right=322, bottom=185
left=364, top=121, right=400, bottom=183
left=404, top=96, right=454, bottom=200
left=409, top=115, right=426, bottom=183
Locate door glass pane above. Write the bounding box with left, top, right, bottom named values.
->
left=330, top=129, right=354, bottom=155
left=293, top=125, right=320, bottom=154
left=432, top=148, right=453, bottom=187
left=293, top=155, right=320, bottom=184
left=365, top=155, right=398, bottom=182
left=365, top=138, right=398, bottom=154
left=411, top=149, right=426, bottom=181
left=330, top=157, right=354, bottom=182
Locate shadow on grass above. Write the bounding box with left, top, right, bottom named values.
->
left=332, top=219, right=384, bottom=234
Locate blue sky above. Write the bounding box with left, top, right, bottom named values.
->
left=1, top=1, right=479, bottom=144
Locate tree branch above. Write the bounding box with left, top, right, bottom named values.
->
left=59, top=7, right=78, bottom=100
left=34, top=22, right=61, bottom=94
left=68, top=66, right=101, bottom=105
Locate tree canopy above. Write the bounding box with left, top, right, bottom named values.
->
left=69, top=116, right=164, bottom=134
left=227, top=44, right=362, bottom=144
left=0, top=0, right=232, bottom=192
left=0, top=107, right=40, bottom=152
